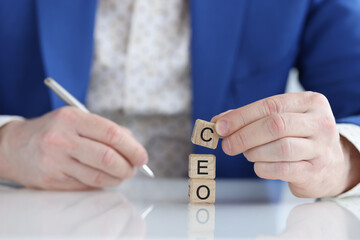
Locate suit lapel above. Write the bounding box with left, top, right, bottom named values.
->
left=190, top=0, right=248, bottom=120
left=36, top=0, right=97, bottom=109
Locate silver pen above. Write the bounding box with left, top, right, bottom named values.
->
left=44, top=77, right=155, bottom=178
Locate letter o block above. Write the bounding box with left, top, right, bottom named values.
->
left=191, top=120, right=219, bottom=149
left=189, top=179, right=216, bottom=204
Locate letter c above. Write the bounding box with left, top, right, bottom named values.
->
left=201, top=127, right=213, bottom=142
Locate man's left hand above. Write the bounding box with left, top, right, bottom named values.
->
left=212, top=92, right=360, bottom=198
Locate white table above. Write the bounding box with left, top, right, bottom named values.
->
left=0, top=178, right=359, bottom=239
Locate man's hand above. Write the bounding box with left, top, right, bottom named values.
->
left=212, top=92, right=360, bottom=198
left=0, top=107, right=148, bottom=190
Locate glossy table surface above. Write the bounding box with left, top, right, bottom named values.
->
left=0, top=178, right=359, bottom=240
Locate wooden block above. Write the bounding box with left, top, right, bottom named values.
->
left=191, top=119, right=219, bottom=149
left=188, top=204, right=215, bottom=233
left=189, top=179, right=216, bottom=204
left=188, top=154, right=216, bottom=179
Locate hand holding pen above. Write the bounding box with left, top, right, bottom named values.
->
left=45, top=78, right=154, bottom=179
left=0, top=78, right=153, bottom=190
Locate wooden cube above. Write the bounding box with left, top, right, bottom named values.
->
left=188, top=204, right=215, bottom=233
left=188, top=154, right=216, bottom=179
left=189, top=179, right=216, bottom=204
left=191, top=119, right=220, bottom=149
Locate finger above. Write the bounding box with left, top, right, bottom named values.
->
left=75, top=113, right=148, bottom=167
left=211, top=109, right=234, bottom=123
left=43, top=182, right=93, bottom=191
left=70, top=136, right=136, bottom=179
left=34, top=174, right=94, bottom=191
left=222, top=113, right=314, bottom=155
left=214, top=92, right=321, bottom=136
left=244, top=137, right=317, bottom=163
left=254, top=161, right=312, bottom=184
left=62, top=158, right=124, bottom=188
left=50, top=179, right=94, bottom=191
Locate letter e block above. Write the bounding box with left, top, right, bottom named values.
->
left=188, top=154, right=216, bottom=179
left=189, top=179, right=215, bottom=204
left=191, top=119, right=220, bottom=149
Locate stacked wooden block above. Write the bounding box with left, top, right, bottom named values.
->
left=189, top=119, right=220, bottom=204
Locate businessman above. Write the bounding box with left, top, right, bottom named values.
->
left=0, top=0, right=360, bottom=198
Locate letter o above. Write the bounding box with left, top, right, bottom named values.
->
left=196, top=185, right=210, bottom=200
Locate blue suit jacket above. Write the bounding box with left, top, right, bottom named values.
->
left=1, top=0, right=360, bottom=179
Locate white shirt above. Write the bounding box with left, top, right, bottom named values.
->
left=87, top=0, right=191, bottom=115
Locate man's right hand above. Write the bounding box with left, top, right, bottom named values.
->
left=0, top=107, right=148, bottom=190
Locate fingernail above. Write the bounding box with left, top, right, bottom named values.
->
left=223, top=138, right=232, bottom=155
left=216, top=119, right=229, bottom=136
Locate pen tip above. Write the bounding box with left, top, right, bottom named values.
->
left=142, top=165, right=155, bottom=178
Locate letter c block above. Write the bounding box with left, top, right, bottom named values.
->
left=191, top=119, right=220, bottom=149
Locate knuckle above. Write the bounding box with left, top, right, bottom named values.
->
left=52, top=107, right=77, bottom=123
left=100, top=148, right=116, bottom=167
left=263, top=98, right=281, bottom=116
left=267, top=115, right=286, bottom=138
left=232, top=131, right=247, bottom=153
left=309, top=92, right=329, bottom=107
left=233, top=110, right=246, bottom=128
left=106, top=125, right=125, bottom=146
left=278, top=139, right=292, bottom=160
left=40, top=130, right=64, bottom=147
left=318, top=116, right=337, bottom=136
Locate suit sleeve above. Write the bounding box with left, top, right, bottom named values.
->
left=297, top=0, right=360, bottom=125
